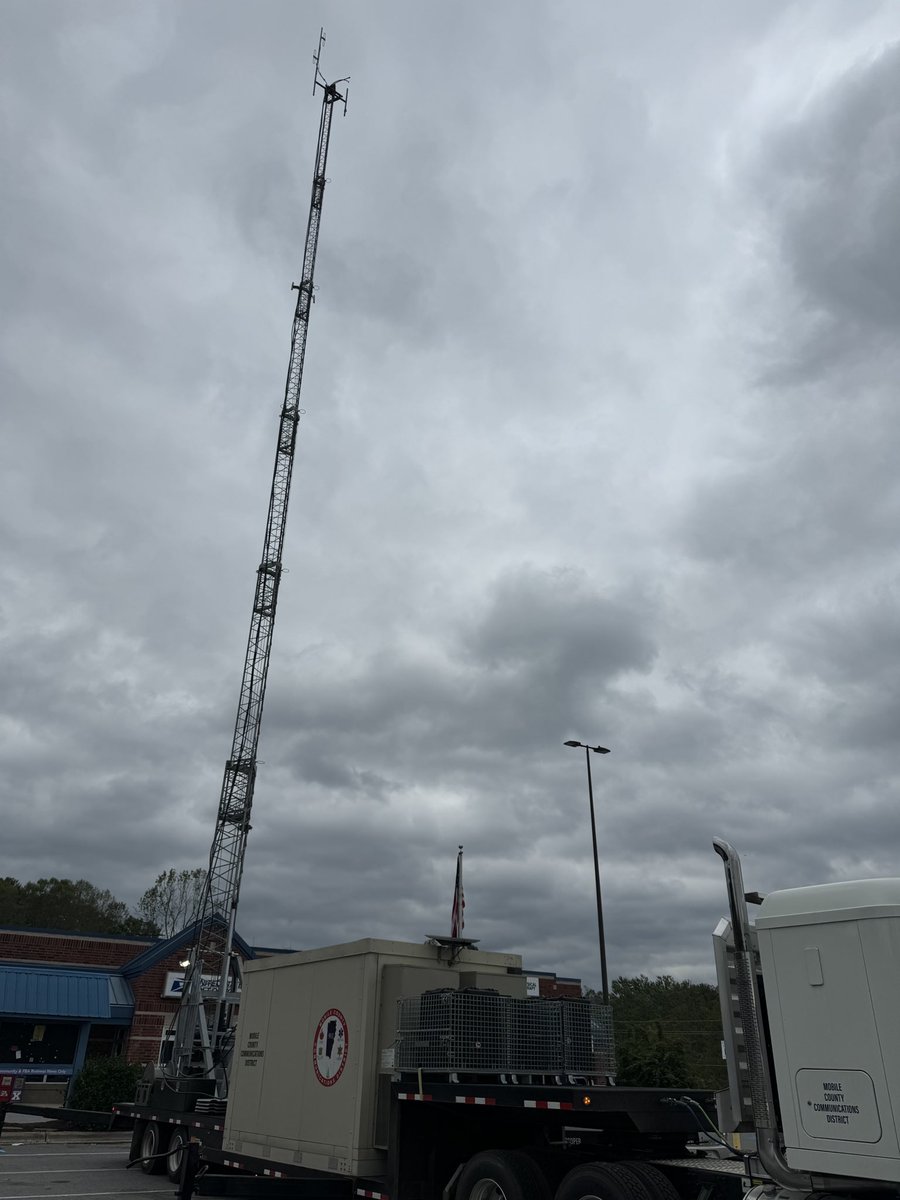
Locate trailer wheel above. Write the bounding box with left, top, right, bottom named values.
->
left=554, top=1162, right=651, bottom=1200
left=619, top=1163, right=681, bottom=1200
left=166, top=1127, right=189, bottom=1182
left=457, top=1149, right=552, bottom=1200
left=138, top=1119, right=165, bottom=1174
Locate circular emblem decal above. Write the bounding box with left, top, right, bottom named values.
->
left=313, top=1008, right=348, bottom=1086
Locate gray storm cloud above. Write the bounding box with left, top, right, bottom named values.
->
left=2, top=1, right=900, bottom=989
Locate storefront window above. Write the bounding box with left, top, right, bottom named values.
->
left=0, top=1020, right=79, bottom=1068
left=86, top=1025, right=124, bottom=1058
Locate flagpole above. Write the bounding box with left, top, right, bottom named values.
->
left=451, top=845, right=464, bottom=938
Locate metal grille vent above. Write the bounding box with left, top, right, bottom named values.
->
left=395, top=989, right=615, bottom=1076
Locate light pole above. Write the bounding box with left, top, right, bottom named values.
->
left=564, top=739, right=611, bottom=1004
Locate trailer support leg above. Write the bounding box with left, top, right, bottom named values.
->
left=177, top=1139, right=200, bottom=1199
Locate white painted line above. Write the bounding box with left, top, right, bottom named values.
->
left=0, top=1166, right=125, bottom=1173
left=4, top=1193, right=166, bottom=1199
left=2, top=1191, right=166, bottom=1199
left=0, top=1151, right=121, bottom=1156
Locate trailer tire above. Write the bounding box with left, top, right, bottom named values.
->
left=138, top=1119, right=165, bottom=1174
left=166, top=1127, right=189, bottom=1182
left=619, top=1163, right=681, bottom=1200
left=457, top=1149, right=552, bottom=1200
left=554, top=1162, right=651, bottom=1200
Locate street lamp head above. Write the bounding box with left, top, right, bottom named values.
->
left=564, top=740, right=610, bottom=755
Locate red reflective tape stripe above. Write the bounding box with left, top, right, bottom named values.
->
left=523, top=1099, right=574, bottom=1110
left=455, top=1096, right=497, bottom=1105
left=398, top=1092, right=433, bottom=1101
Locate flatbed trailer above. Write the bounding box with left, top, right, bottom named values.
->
left=114, top=1079, right=735, bottom=1199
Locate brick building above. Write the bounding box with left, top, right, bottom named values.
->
left=0, top=920, right=261, bottom=1085
left=525, top=969, right=583, bottom=999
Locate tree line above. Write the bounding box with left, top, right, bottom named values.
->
left=0, top=869, right=207, bottom=939
left=589, top=974, right=727, bottom=1091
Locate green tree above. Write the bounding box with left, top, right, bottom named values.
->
left=615, top=1024, right=692, bottom=1087
left=0, top=877, right=24, bottom=925
left=137, top=868, right=207, bottom=937
left=0, top=877, right=158, bottom=936
left=589, top=974, right=726, bottom=1091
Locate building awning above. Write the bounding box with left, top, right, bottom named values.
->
left=0, top=965, right=134, bottom=1022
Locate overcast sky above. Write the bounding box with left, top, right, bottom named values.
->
left=3, top=1, right=900, bottom=989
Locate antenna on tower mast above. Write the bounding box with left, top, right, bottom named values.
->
left=314, top=27, right=349, bottom=113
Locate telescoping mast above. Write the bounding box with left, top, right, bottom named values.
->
left=167, top=34, right=348, bottom=1099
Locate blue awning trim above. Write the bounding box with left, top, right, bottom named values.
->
left=0, top=965, right=134, bottom=1021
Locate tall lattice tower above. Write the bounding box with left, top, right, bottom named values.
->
left=168, top=35, right=347, bottom=1095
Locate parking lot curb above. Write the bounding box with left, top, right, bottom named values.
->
left=1, top=1129, right=131, bottom=1144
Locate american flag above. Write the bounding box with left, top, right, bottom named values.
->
left=451, top=846, right=465, bottom=937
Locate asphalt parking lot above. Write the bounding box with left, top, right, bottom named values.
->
left=0, top=1141, right=172, bottom=1198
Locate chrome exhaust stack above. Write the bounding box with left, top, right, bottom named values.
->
left=713, top=838, right=812, bottom=1192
